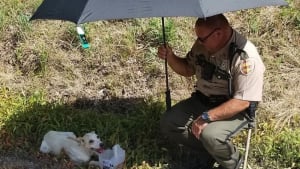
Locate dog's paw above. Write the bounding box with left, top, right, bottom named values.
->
left=40, top=140, right=50, bottom=153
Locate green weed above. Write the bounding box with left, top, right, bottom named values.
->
left=142, top=18, right=176, bottom=46
left=0, top=10, right=4, bottom=33
left=251, top=121, right=300, bottom=168
left=281, top=0, right=300, bottom=29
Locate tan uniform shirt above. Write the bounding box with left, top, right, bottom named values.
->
left=187, top=30, right=265, bottom=101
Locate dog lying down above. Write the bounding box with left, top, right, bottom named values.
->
left=40, top=131, right=104, bottom=163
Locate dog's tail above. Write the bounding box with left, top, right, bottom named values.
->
left=40, top=140, right=51, bottom=153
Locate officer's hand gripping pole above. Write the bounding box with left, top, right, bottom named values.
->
left=161, top=17, right=171, bottom=111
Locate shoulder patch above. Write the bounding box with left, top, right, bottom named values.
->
left=239, top=58, right=255, bottom=75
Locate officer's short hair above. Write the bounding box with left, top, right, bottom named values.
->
left=195, top=14, right=229, bottom=29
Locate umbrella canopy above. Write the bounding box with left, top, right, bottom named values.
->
left=30, top=0, right=288, bottom=24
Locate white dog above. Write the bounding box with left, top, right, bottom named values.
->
left=40, top=131, right=104, bottom=163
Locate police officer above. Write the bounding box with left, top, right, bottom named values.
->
left=157, top=14, right=265, bottom=169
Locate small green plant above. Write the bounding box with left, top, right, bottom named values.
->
left=252, top=123, right=300, bottom=168
left=0, top=10, right=4, bottom=33
left=142, top=18, right=177, bottom=46
left=38, top=49, right=49, bottom=75
left=16, top=13, right=32, bottom=40
left=143, top=46, right=162, bottom=77
left=272, top=128, right=300, bottom=167
left=281, top=0, right=300, bottom=29
left=14, top=45, right=49, bottom=76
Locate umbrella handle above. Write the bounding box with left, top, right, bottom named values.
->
left=76, top=26, right=90, bottom=49
left=161, top=17, right=171, bottom=110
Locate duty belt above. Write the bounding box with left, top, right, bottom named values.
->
left=193, top=91, right=229, bottom=107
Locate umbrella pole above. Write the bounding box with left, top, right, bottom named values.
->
left=161, top=17, right=171, bottom=111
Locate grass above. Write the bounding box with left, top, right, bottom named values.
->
left=0, top=88, right=169, bottom=168
left=0, top=0, right=300, bottom=168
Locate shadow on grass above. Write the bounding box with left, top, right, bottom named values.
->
left=0, top=96, right=172, bottom=168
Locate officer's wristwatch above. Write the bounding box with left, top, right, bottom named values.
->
left=201, top=111, right=211, bottom=123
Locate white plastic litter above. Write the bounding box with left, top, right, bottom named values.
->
left=98, top=144, right=125, bottom=169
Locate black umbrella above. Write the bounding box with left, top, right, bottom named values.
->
left=30, top=0, right=288, bottom=110
left=31, top=0, right=288, bottom=24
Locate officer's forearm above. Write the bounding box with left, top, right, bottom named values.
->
left=167, top=53, right=195, bottom=77
left=208, top=99, right=250, bottom=121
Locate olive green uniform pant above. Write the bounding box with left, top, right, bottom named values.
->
left=160, top=93, right=249, bottom=169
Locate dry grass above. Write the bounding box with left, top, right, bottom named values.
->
left=0, top=0, right=299, bottom=168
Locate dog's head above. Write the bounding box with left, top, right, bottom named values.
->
left=78, top=131, right=104, bottom=153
